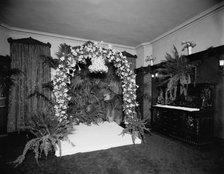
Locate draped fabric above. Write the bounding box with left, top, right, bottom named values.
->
left=7, top=37, right=51, bottom=132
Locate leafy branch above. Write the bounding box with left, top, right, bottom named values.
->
left=156, top=46, right=195, bottom=103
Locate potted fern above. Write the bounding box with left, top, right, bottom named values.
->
left=12, top=106, right=74, bottom=167
left=0, top=56, right=21, bottom=107
left=122, top=117, right=150, bottom=144
left=12, top=55, right=73, bottom=167
left=156, top=46, right=195, bottom=105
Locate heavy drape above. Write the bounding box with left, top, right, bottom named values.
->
left=7, top=37, right=51, bottom=132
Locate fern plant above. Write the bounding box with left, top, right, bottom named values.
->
left=12, top=54, right=74, bottom=167
left=68, top=62, right=123, bottom=124
left=68, top=73, right=106, bottom=124
left=12, top=106, right=74, bottom=167
left=157, top=46, right=195, bottom=104
left=122, top=117, right=150, bottom=144
left=0, top=66, right=22, bottom=97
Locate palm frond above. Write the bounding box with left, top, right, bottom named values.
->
left=12, top=137, right=41, bottom=167
left=56, top=44, right=71, bottom=58
left=41, top=55, right=59, bottom=69
left=13, top=107, right=74, bottom=167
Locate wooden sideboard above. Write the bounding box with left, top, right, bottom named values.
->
left=152, top=105, right=213, bottom=146
left=0, top=55, right=11, bottom=135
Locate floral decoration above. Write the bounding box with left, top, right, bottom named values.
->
left=52, top=41, right=139, bottom=124
left=89, top=55, right=108, bottom=73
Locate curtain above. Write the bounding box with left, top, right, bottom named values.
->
left=7, top=37, right=51, bottom=132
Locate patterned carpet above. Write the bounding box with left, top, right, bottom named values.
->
left=0, top=132, right=224, bottom=174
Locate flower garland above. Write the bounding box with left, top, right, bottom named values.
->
left=52, top=41, right=139, bottom=124
left=88, top=55, right=108, bottom=73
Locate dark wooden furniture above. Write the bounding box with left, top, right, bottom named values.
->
left=135, top=66, right=151, bottom=120
left=0, top=55, right=11, bottom=135
left=152, top=83, right=215, bottom=146
left=152, top=105, right=213, bottom=145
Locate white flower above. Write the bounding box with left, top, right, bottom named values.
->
left=60, top=56, right=65, bottom=61
left=89, top=55, right=108, bottom=73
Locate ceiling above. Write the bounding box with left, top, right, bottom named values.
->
left=0, top=0, right=222, bottom=47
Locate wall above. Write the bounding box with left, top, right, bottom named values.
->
left=136, top=43, right=153, bottom=68
left=0, top=25, right=10, bottom=56
left=136, top=45, right=144, bottom=68
left=151, top=4, right=224, bottom=64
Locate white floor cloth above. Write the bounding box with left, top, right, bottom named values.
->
left=55, top=121, right=141, bottom=157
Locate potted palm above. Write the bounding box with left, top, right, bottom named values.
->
left=0, top=56, right=21, bottom=107
left=0, top=66, right=22, bottom=106
left=12, top=106, right=74, bottom=167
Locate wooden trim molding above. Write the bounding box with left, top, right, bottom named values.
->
left=8, top=37, right=51, bottom=48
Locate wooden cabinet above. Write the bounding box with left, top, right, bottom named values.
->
left=0, top=55, right=11, bottom=135
left=151, top=81, right=215, bottom=146
left=135, top=66, right=152, bottom=120
left=152, top=105, right=213, bottom=145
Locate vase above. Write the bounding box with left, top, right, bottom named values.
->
left=188, top=46, right=192, bottom=55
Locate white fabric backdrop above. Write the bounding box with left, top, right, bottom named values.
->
left=55, top=121, right=141, bottom=157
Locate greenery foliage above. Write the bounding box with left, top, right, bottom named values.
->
left=68, top=74, right=106, bottom=124
left=13, top=55, right=73, bottom=167
left=122, top=116, right=150, bottom=143
left=12, top=106, right=74, bottom=167
left=0, top=66, right=22, bottom=97
left=157, top=46, right=195, bottom=104
left=41, top=55, right=59, bottom=69
left=68, top=63, right=123, bottom=124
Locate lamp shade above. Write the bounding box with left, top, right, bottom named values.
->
left=219, top=55, right=224, bottom=66
left=219, top=59, right=224, bottom=66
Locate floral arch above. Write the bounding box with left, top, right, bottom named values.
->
left=52, top=41, right=139, bottom=126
